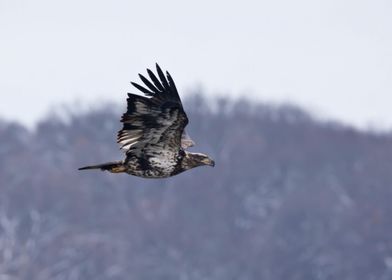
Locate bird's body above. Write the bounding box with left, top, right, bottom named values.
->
left=123, top=146, right=183, bottom=178
left=79, top=64, right=214, bottom=178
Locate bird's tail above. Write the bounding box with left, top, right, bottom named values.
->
left=78, top=161, right=126, bottom=173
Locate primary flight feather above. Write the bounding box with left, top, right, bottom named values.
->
left=78, top=64, right=215, bottom=178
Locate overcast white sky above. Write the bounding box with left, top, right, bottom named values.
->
left=0, top=0, right=391, bottom=129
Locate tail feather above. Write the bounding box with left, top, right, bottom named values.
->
left=78, top=161, right=126, bottom=173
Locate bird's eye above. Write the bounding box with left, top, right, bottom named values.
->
left=177, top=149, right=185, bottom=160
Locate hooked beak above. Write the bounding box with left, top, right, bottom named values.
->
left=203, top=158, right=215, bottom=167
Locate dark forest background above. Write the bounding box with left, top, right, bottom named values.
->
left=0, top=94, right=391, bottom=280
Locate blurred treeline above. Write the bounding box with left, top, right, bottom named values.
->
left=0, top=94, right=391, bottom=280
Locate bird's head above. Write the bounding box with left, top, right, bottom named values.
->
left=181, top=152, right=215, bottom=170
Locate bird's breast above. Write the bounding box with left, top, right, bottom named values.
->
left=125, top=150, right=180, bottom=178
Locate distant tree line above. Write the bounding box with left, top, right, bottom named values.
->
left=0, top=94, right=391, bottom=280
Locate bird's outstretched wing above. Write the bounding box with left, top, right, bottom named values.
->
left=117, top=64, right=194, bottom=155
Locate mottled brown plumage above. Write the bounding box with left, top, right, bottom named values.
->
left=78, top=64, right=214, bottom=178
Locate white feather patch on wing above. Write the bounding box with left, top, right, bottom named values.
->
left=118, top=129, right=143, bottom=150
left=135, top=101, right=151, bottom=113
left=181, top=130, right=195, bottom=148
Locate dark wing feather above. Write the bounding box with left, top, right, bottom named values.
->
left=156, top=64, right=170, bottom=92
left=118, top=64, right=193, bottom=154
left=166, top=71, right=180, bottom=100
left=138, top=74, right=160, bottom=93
left=130, top=82, right=154, bottom=96
left=147, top=69, right=164, bottom=92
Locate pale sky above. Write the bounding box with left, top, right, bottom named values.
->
left=1, top=0, right=391, bottom=129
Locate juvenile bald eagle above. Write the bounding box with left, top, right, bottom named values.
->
left=78, top=64, right=215, bottom=178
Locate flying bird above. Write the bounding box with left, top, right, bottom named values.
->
left=78, top=64, right=215, bottom=178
